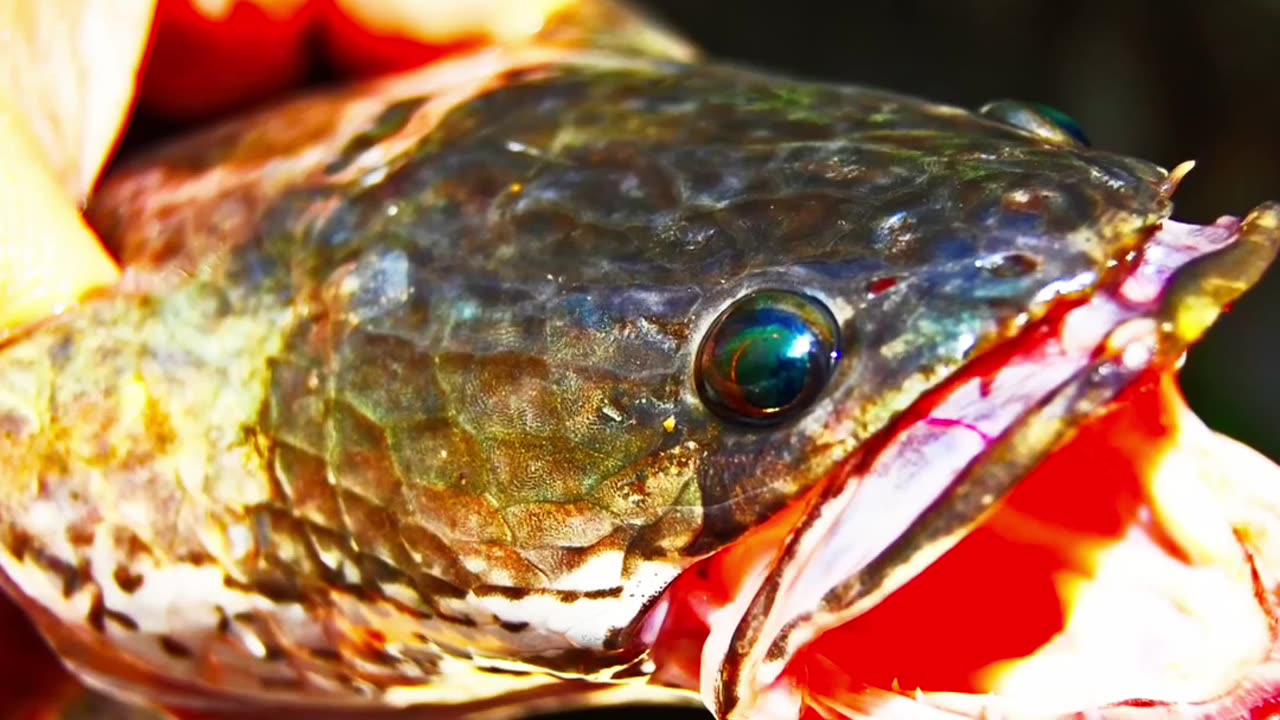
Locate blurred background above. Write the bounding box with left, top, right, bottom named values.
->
left=640, top=0, right=1280, bottom=465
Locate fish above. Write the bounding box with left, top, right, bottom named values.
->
left=1, top=1, right=1278, bottom=718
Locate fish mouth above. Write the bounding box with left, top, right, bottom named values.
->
left=794, top=375, right=1280, bottom=719
left=647, top=203, right=1280, bottom=718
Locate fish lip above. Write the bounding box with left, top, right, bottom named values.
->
left=706, top=203, right=1280, bottom=719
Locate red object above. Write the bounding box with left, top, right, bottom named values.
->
left=136, top=1, right=491, bottom=123
left=0, top=593, right=78, bottom=720
left=137, top=0, right=314, bottom=121
left=865, top=276, right=899, bottom=295
left=318, top=4, right=484, bottom=78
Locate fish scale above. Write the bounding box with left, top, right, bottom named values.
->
left=1, top=2, right=1278, bottom=719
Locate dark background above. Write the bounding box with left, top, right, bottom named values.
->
left=557, top=1, right=1280, bottom=718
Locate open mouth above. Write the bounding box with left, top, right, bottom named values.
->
left=645, top=204, right=1280, bottom=719
left=795, top=374, right=1280, bottom=719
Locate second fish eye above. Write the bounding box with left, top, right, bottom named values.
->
left=979, top=99, right=1091, bottom=147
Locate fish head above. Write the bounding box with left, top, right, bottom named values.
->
left=374, top=62, right=1280, bottom=716
left=398, top=63, right=1194, bottom=561
left=533, top=68, right=1280, bottom=718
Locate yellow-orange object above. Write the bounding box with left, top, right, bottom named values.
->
left=0, top=91, right=121, bottom=338
left=0, top=0, right=151, bottom=335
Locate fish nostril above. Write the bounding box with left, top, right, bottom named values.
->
left=865, top=276, right=899, bottom=295
left=978, top=251, right=1042, bottom=278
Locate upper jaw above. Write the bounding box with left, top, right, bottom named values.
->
left=692, top=203, right=1280, bottom=719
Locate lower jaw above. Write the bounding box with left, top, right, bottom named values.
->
left=788, top=373, right=1280, bottom=719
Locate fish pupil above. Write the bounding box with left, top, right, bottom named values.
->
left=697, top=290, right=840, bottom=425
left=720, top=315, right=814, bottom=408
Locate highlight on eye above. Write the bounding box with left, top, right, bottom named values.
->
left=696, top=289, right=841, bottom=426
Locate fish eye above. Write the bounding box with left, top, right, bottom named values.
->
left=978, top=100, right=1090, bottom=147
left=696, top=290, right=841, bottom=426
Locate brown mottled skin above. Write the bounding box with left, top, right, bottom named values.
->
left=0, top=3, right=1274, bottom=718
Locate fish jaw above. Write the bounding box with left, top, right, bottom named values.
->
left=641, top=204, right=1280, bottom=719
left=792, top=376, right=1280, bottom=720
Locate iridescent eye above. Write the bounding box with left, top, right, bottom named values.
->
left=696, top=290, right=841, bottom=426
left=979, top=100, right=1090, bottom=147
